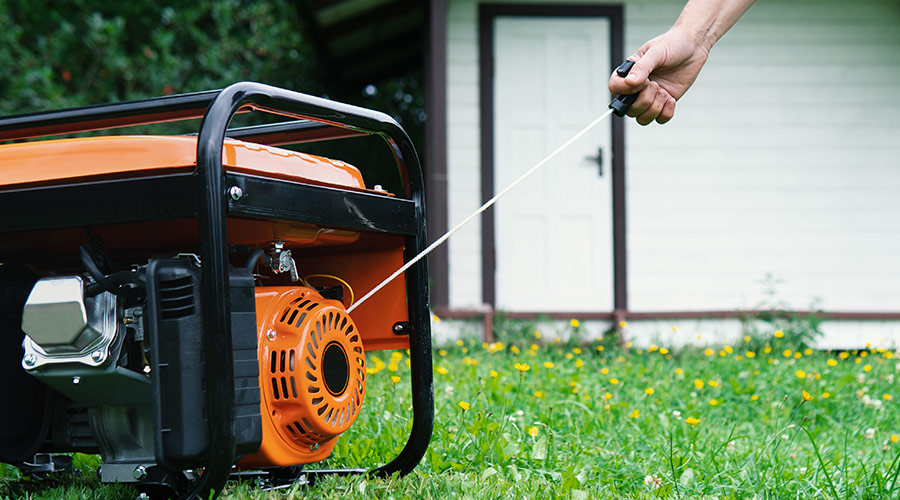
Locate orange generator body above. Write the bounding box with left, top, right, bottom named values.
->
left=0, top=83, right=433, bottom=499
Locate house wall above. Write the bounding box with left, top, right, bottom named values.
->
left=446, top=0, right=900, bottom=314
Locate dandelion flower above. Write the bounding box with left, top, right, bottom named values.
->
left=601, top=367, right=610, bottom=375
left=751, top=394, right=759, bottom=401
left=570, top=319, right=580, bottom=328
left=565, top=353, right=574, bottom=360
left=596, top=345, right=605, bottom=352
left=660, top=348, right=669, bottom=355
left=671, top=326, right=678, bottom=332
left=704, top=349, right=714, bottom=357
left=649, top=344, right=659, bottom=353
left=804, top=348, right=813, bottom=356
left=827, top=359, right=837, bottom=367
left=432, top=314, right=441, bottom=323
left=708, top=380, right=719, bottom=388
left=544, top=361, right=555, bottom=369
left=892, top=434, right=899, bottom=443
left=626, top=342, right=633, bottom=349
left=619, top=321, right=628, bottom=328
left=802, top=390, right=813, bottom=402
left=515, top=363, right=531, bottom=373
left=764, top=346, right=772, bottom=354
left=783, top=349, right=792, bottom=358
left=575, top=359, right=584, bottom=368
left=490, top=370, right=498, bottom=378
left=795, top=370, right=806, bottom=379
left=528, top=426, right=539, bottom=437
left=839, top=352, right=850, bottom=360
left=438, top=349, right=447, bottom=357
left=709, top=399, right=720, bottom=407
left=746, top=351, right=756, bottom=358
left=609, top=378, right=619, bottom=385
left=774, top=330, right=784, bottom=338
left=822, top=391, right=831, bottom=399
left=573, top=347, right=583, bottom=354
left=685, top=417, right=700, bottom=426
left=603, top=392, right=612, bottom=401
left=864, top=364, right=872, bottom=372
left=456, top=340, right=464, bottom=346
left=534, top=330, right=542, bottom=339
left=675, top=368, right=683, bottom=375
left=645, top=388, right=655, bottom=396
left=884, top=393, right=893, bottom=401
left=510, top=345, right=520, bottom=354
left=534, top=391, right=543, bottom=399
left=694, top=379, right=705, bottom=390
left=458, top=401, right=470, bottom=411
left=436, top=366, right=449, bottom=375
left=629, top=408, right=640, bottom=418
left=391, top=376, right=401, bottom=384
left=724, top=346, right=734, bottom=354
left=744, top=336, right=751, bottom=343
left=794, top=352, right=802, bottom=359
left=530, top=344, right=539, bottom=351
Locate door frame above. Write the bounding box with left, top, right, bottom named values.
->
left=478, top=3, right=627, bottom=312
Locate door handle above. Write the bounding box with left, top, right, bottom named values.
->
left=585, top=147, right=603, bottom=177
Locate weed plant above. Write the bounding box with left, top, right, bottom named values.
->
left=3, top=320, right=900, bottom=499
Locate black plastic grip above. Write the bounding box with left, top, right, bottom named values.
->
left=609, top=60, right=639, bottom=117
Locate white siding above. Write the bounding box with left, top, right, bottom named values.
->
left=446, top=0, right=900, bottom=314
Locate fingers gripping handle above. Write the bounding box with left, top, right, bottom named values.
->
left=609, top=60, right=639, bottom=117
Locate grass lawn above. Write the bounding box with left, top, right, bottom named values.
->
left=3, top=319, right=900, bottom=499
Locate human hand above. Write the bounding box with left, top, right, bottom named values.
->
left=609, top=28, right=711, bottom=125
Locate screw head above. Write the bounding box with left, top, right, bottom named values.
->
left=229, top=185, right=244, bottom=201
left=23, top=354, right=36, bottom=367
left=266, top=329, right=277, bottom=342
left=133, top=465, right=147, bottom=481
left=91, top=350, right=104, bottom=363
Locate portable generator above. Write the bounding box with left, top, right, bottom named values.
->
left=0, top=83, right=433, bottom=499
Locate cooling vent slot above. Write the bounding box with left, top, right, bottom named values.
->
left=158, top=275, right=195, bottom=319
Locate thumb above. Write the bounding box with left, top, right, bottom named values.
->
left=625, top=45, right=666, bottom=87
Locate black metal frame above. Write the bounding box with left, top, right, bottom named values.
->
left=0, top=82, right=434, bottom=499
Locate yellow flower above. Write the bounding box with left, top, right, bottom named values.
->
left=774, top=330, right=784, bottom=338
left=438, top=349, right=447, bottom=357
left=482, top=342, right=489, bottom=350
left=604, top=404, right=611, bottom=411
left=855, top=358, right=862, bottom=364
left=603, top=392, right=612, bottom=401
left=534, top=391, right=543, bottom=399
left=609, top=378, right=619, bottom=385
left=645, top=388, right=655, bottom=396
left=724, top=346, right=733, bottom=354
left=570, top=319, right=580, bottom=328
left=702, top=348, right=713, bottom=357
left=827, top=359, right=837, bottom=367
left=746, top=351, right=756, bottom=358
left=892, top=434, right=899, bottom=444
left=794, top=352, right=802, bottom=359
left=554, top=337, right=561, bottom=344
left=490, top=370, right=498, bottom=378
left=822, top=391, right=831, bottom=399
left=391, top=376, right=401, bottom=384
left=649, top=344, right=659, bottom=353
left=795, top=370, right=806, bottom=379
left=709, top=399, right=720, bottom=407
left=625, top=342, right=633, bottom=349
left=671, top=326, right=678, bottom=332
left=432, top=314, right=441, bottom=323
left=534, top=330, right=542, bottom=339
left=802, top=390, right=813, bottom=402
left=388, top=362, right=398, bottom=372
left=510, top=345, right=520, bottom=354
left=573, top=347, right=583, bottom=354
left=456, top=340, right=464, bottom=346
left=675, top=368, right=683, bottom=375
left=596, top=345, right=605, bottom=352
left=544, top=361, right=555, bottom=369
left=839, top=352, right=850, bottom=360
left=530, top=344, right=539, bottom=351
left=864, top=364, right=872, bottom=372
left=708, top=380, right=719, bottom=388
left=751, top=394, right=759, bottom=401
left=564, top=353, right=574, bottom=360
left=436, top=366, right=448, bottom=375
left=572, top=387, right=579, bottom=394
left=861, top=351, right=869, bottom=358
left=601, top=367, right=610, bottom=375
left=619, top=321, right=628, bottom=328
left=528, top=426, right=539, bottom=437
left=885, top=352, right=895, bottom=359
left=463, top=357, right=477, bottom=366
left=685, top=417, right=700, bottom=426
left=660, top=348, right=669, bottom=355
left=694, top=379, right=705, bottom=390
left=744, top=336, right=751, bottom=343
left=458, top=401, right=470, bottom=410
left=804, top=348, right=813, bottom=356
left=783, top=349, right=792, bottom=358
left=390, top=352, right=403, bottom=361
left=763, top=346, right=772, bottom=354
left=515, top=363, right=531, bottom=373
left=629, top=409, right=640, bottom=419
left=575, top=359, right=584, bottom=368
left=884, top=393, right=893, bottom=401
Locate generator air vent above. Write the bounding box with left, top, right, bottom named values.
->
left=158, top=276, right=195, bottom=319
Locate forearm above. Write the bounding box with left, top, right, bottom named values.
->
left=673, top=0, right=756, bottom=51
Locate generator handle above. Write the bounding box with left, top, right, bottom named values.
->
left=189, top=82, right=433, bottom=498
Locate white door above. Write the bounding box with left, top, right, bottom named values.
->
left=493, top=17, right=613, bottom=312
